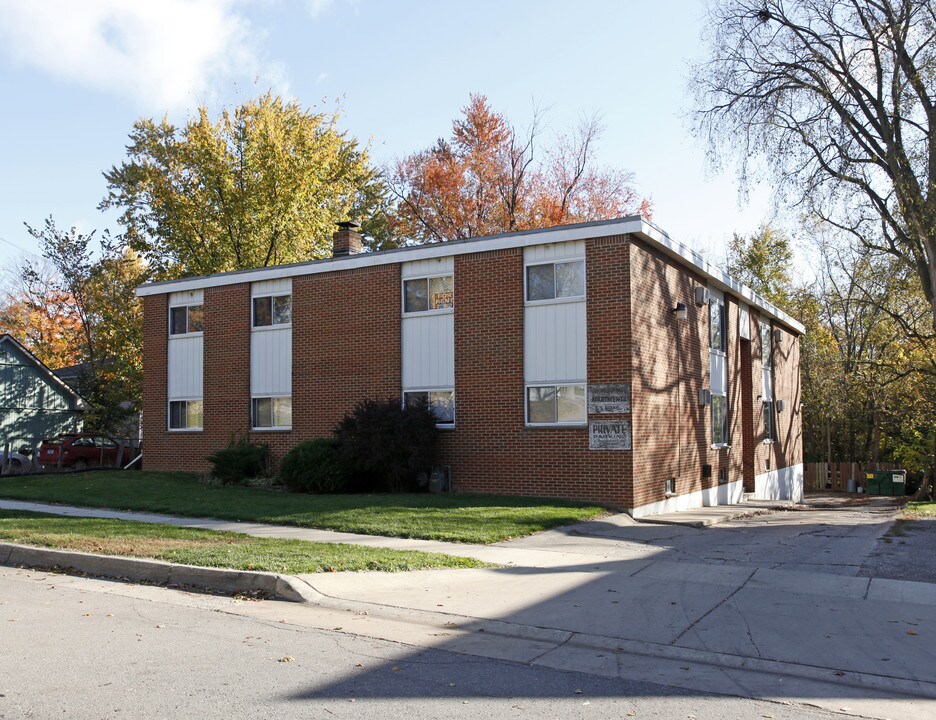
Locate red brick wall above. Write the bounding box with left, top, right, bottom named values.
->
left=440, top=236, right=633, bottom=506
left=141, top=230, right=801, bottom=508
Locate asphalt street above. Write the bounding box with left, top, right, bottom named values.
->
left=0, top=566, right=848, bottom=720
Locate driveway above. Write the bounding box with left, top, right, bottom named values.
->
left=502, top=493, right=904, bottom=577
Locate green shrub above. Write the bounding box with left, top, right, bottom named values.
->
left=208, top=438, right=269, bottom=485
left=334, top=398, right=439, bottom=493
left=280, top=438, right=347, bottom=494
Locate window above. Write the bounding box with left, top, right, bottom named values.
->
left=526, top=384, right=586, bottom=425
left=712, top=395, right=729, bottom=446
left=665, top=477, right=676, bottom=495
left=252, top=396, right=292, bottom=429
left=709, top=297, right=726, bottom=352
left=718, top=468, right=728, bottom=485
left=405, top=390, right=455, bottom=425
left=169, top=400, right=203, bottom=430
left=404, top=275, right=454, bottom=313
left=763, top=400, right=775, bottom=442
left=253, top=294, right=291, bottom=327
left=760, top=321, right=772, bottom=368
left=169, top=304, right=204, bottom=335
left=526, top=260, right=585, bottom=302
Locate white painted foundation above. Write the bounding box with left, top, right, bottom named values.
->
left=754, top=463, right=804, bottom=503
left=630, top=479, right=743, bottom=518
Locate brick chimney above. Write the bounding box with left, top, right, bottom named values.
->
left=333, top=220, right=363, bottom=257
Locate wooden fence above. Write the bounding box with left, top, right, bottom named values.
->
left=804, top=461, right=899, bottom=492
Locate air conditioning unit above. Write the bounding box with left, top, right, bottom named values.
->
left=695, top=287, right=710, bottom=306
left=699, top=388, right=712, bottom=406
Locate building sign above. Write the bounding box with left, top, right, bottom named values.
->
left=589, top=420, right=632, bottom=450
left=588, top=384, right=631, bottom=414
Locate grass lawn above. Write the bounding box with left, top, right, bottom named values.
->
left=0, top=510, right=486, bottom=573
left=0, top=471, right=607, bottom=544
left=903, top=501, right=936, bottom=518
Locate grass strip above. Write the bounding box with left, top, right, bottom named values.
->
left=0, top=510, right=488, bottom=573
left=0, top=471, right=607, bottom=544
left=903, top=501, right=936, bottom=518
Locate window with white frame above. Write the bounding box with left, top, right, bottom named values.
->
left=709, top=291, right=728, bottom=447
left=709, top=295, right=726, bottom=352
left=253, top=293, right=292, bottom=327
left=760, top=321, right=772, bottom=368
left=763, top=400, right=776, bottom=442
left=712, top=395, right=729, bottom=445
left=403, top=275, right=454, bottom=313
left=169, top=399, right=203, bottom=430
left=252, top=396, right=292, bottom=429
left=526, top=384, right=586, bottom=425
left=525, top=260, right=585, bottom=302
left=404, top=390, right=455, bottom=425
left=169, top=304, right=204, bottom=335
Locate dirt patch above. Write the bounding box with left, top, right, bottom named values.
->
left=859, top=516, right=936, bottom=584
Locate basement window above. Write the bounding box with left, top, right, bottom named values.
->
left=404, top=275, right=454, bottom=314
left=404, top=390, right=455, bottom=426
left=168, top=399, right=203, bottom=430
left=525, top=260, right=585, bottom=302
left=252, top=396, right=292, bottom=430
left=526, top=384, right=586, bottom=425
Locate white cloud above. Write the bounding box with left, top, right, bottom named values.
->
left=306, top=0, right=336, bottom=18
left=0, top=0, right=287, bottom=110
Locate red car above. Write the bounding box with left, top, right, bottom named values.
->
left=39, top=433, right=132, bottom=470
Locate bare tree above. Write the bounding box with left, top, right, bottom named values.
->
left=691, top=0, right=936, bottom=330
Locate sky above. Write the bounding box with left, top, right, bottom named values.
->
left=0, top=0, right=785, bottom=273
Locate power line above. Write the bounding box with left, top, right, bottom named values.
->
left=0, top=233, right=39, bottom=257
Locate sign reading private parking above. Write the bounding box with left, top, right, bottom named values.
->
left=588, top=384, right=631, bottom=414
left=589, top=420, right=632, bottom=450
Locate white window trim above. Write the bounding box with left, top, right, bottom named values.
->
left=762, top=399, right=776, bottom=444
left=523, top=258, right=587, bottom=306
left=401, top=273, right=455, bottom=316
left=251, top=394, right=292, bottom=431
left=403, top=388, right=456, bottom=428
left=167, top=398, right=203, bottom=432
left=711, top=392, right=730, bottom=449
left=251, top=293, right=292, bottom=329
left=525, top=382, right=588, bottom=427
left=168, top=304, right=204, bottom=337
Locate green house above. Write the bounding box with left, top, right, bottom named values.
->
left=0, top=334, right=86, bottom=452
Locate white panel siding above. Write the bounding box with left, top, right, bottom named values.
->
left=739, top=302, right=751, bottom=340
left=250, top=327, right=291, bottom=396
left=524, top=301, right=587, bottom=383
left=523, top=240, right=585, bottom=264
left=401, top=257, right=454, bottom=279
left=169, top=289, right=203, bottom=307
left=168, top=335, right=204, bottom=399
left=251, top=278, right=292, bottom=297
left=402, top=314, right=455, bottom=389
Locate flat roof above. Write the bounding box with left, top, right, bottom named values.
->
left=135, top=216, right=805, bottom=334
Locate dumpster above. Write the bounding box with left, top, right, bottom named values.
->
left=865, top=470, right=907, bottom=496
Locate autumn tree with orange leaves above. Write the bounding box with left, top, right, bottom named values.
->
left=0, top=262, right=83, bottom=370
left=389, top=94, right=651, bottom=243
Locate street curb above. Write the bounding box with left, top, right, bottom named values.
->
left=0, top=542, right=311, bottom=603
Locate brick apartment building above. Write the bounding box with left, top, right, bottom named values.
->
left=136, top=216, right=803, bottom=517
